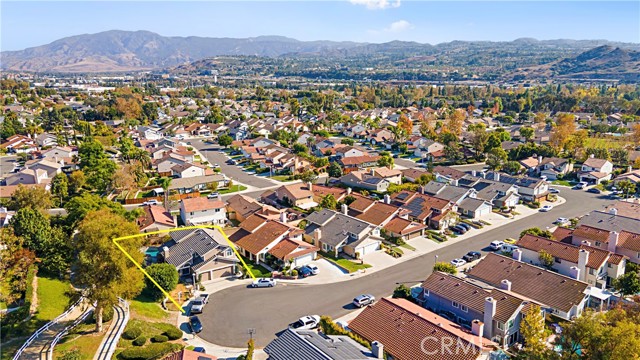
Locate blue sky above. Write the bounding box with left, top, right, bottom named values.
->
left=2, top=1, right=639, bottom=51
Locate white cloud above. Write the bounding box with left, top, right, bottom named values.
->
left=350, top=0, right=401, bottom=10
left=386, top=20, right=412, bottom=32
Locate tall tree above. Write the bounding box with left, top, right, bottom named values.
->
left=51, top=173, right=69, bottom=204
left=73, top=210, right=144, bottom=332
left=517, top=304, right=552, bottom=360
left=10, top=185, right=53, bottom=211
left=520, top=127, right=535, bottom=142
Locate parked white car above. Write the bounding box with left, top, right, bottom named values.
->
left=289, top=315, right=321, bottom=330
left=190, top=293, right=209, bottom=314
left=450, top=258, right=467, bottom=267
left=540, top=205, right=553, bottom=212
left=142, top=199, right=160, bottom=206
left=490, top=240, right=505, bottom=251
left=251, top=278, right=277, bottom=288
left=306, top=264, right=319, bottom=275
left=555, top=217, right=569, bottom=225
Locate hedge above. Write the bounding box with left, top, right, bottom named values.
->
left=151, top=334, right=168, bottom=343
left=133, top=336, right=147, bottom=346
left=122, top=327, right=142, bottom=340
left=118, top=343, right=183, bottom=360
left=162, top=326, right=183, bottom=340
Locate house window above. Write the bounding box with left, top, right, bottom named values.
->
left=507, top=319, right=514, bottom=329
left=452, top=301, right=459, bottom=308
left=461, top=305, right=468, bottom=313
left=497, top=322, right=505, bottom=330
left=637, top=252, right=640, bottom=259
left=215, top=208, right=221, bottom=212
left=607, top=263, right=612, bottom=268
left=595, top=242, right=601, bottom=247
left=589, top=268, right=595, bottom=275
left=190, top=212, right=194, bottom=216
left=424, top=290, right=430, bottom=297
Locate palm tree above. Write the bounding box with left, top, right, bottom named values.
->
left=157, top=177, right=172, bottom=210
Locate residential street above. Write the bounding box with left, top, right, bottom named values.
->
left=0, top=155, right=18, bottom=178
left=198, top=189, right=615, bottom=348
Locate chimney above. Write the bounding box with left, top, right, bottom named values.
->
left=341, top=203, right=348, bottom=215
left=307, top=181, right=312, bottom=191
left=538, top=155, right=543, bottom=165
left=471, top=319, right=484, bottom=339
left=581, top=240, right=591, bottom=247
left=370, top=168, right=376, bottom=176
left=383, top=194, right=391, bottom=204
left=609, top=208, right=618, bottom=216
left=494, top=172, right=500, bottom=182
left=578, top=249, right=589, bottom=282
left=512, top=248, right=522, bottom=262
left=472, top=170, right=477, bottom=177
left=313, top=228, right=322, bottom=243
left=569, top=266, right=580, bottom=280
left=500, top=279, right=512, bottom=291
left=371, top=341, right=384, bottom=359
left=590, top=153, right=595, bottom=158
left=481, top=172, right=486, bottom=179
left=483, top=297, right=496, bottom=340
left=162, top=246, right=170, bottom=258
left=280, top=211, right=287, bottom=223
left=347, top=187, right=352, bottom=195
left=608, top=231, right=619, bottom=253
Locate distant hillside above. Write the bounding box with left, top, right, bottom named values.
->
left=1, top=30, right=639, bottom=79
left=510, top=45, right=640, bottom=82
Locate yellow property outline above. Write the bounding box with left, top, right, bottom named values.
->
left=113, top=225, right=256, bottom=313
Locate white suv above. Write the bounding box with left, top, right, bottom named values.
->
left=490, top=240, right=505, bottom=251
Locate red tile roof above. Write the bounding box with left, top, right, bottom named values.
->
left=181, top=197, right=225, bottom=212
left=516, top=234, right=609, bottom=269
left=267, top=239, right=318, bottom=261
left=235, top=221, right=290, bottom=255
left=138, top=205, right=175, bottom=230
left=356, top=202, right=399, bottom=226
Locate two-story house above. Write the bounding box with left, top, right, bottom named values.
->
left=179, top=197, right=226, bottom=225
left=390, top=190, right=458, bottom=229
left=519, top=156, right=572, bottom=180
left=339, top=169, right=392, bottom=193
left=419, top=272, right=535, bottom=347
left=305, top=209, right=381, bottom=258
left=160, top=228, right=237, bottom=282
left=579, top=155, right=613, bottom=184
left=466, top=253, right=590, bottom=320
left=261, top=182, right=317, bottom=209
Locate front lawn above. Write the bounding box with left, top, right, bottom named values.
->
left=53, top=323, right=106, bottom=360
left=399, top=243, right=417, bottom=251
left=320, top=252, right=372, bottom=273
left=114, top=319, right=183, bottom=360
left=552, top=180, right=573, bottom=186
left=219, top=185, right=248, bottom=194
left=271, top=175, right=293, bottom=182
left=239, top=255, right=272, bottom=278
left=36, top=276, right=73, bottom=321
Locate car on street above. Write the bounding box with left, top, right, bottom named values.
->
left=549, top=188, right=560, bottom=194
left=189, top=316, right=203, bottom=333
left=306, top=264, right=319, bottom=275
left=540, top=205, right=553, bottom=212
left=573, top=182, right=588, bottom=190
left=587, top=188, right=602, bottom=194
left=207, top=192, right=220, bottom=199
left=490, top=240, right=505, bottom=251
left=213, top=163, right=220, bottom=168
left=142, top=199, right=160, bottom=206
left=450, top=258, right=467, bottom=267
left=226, top=159, right=237, bottom=165
left=353, top=294, right=375, bottom=308
left=288, top=315, right=321, bottom=330
left=462, top=251, right=481, bottom=262
left=501, top=244, right=519, bottom=253
left=555, top=217, right=570, bottom=225
left=450, top=225, right=468, bottom=234
left=190, top=293, right=209, bottom=314
left=504, top=238, right=517, bottom=244
left=297, top=266, right=312, bottom=278
left=251, top=278, right=277, bottom=288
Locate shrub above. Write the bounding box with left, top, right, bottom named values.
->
left=291, top=269, right=298, bottom=277
left=123, top=327, right=142, bottom=340
left=151, top=334, right=169, bottom=343
left=133, top=336, right=147, bottom=346
left=433, top=261, right=457, bottom=275
left=118, top=343, right=183, bottom=360
left=163, top=326, right=183, bottom=340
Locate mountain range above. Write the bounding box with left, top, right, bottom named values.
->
left=1, top=30, right=639, bottom=81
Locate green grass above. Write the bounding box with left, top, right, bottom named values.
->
left=0, top=341, right=22, bottom=360
left=240, top=255, right=272, bottom=278
left=584, top=138, right=634, bottom=150
left=36, top=277, right=73, bottom=321
left=320, top=252, right=372, bottom=273
left=115, top=319, right=183, bottom=357
left=271, top=175, right=293, bottom=182
left=399, top=243, right=417, bottom=251
left=219, top=185, right=248, bottom=194
left=552, top=180, right=573, bottom=186
left=129, top=294, right=168, bottom=320
left=54, top=323, right=105, bottom=360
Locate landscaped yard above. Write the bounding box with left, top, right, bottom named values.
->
left=552, top=180, right=573, bottom=186
left=113, top=319, right=183, bottom=360
left=239, top=255, right=272, bottom=278
left=219, top=185, right=248, bottom=194
left=53, top=322, right=107, bottom=360
left=584, top=137, right=634, bottom=150
left=320, top=252, right=372, bottom=273
left=271, top=175, right=293, bottom=182
left=36, top=276, right=73, bottom=321
left=129, top=294, right=168, bottom=321
left=399, top=243, right=417, bottom=251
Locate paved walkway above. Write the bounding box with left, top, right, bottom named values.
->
left=94, top=301, right=129, bottom=360
left=17, top=302, right=88, bottom=360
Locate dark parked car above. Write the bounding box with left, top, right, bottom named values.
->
left=457, top=222, right=472, bottom=231
left=189, top=316, right=203, bottom=333
left=450, top=225, right=468, bottom=234
left=587, top=188, right=602, bottom=194
left=297, top=266, right=312, bottom=278
left=463, top=251, right=482, bottom=262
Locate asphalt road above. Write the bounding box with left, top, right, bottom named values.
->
left=199, top=189, right=615, bottom=348
left=190, top=140, right=276, bottom=190
left=0, top=155, right=18, bottom=178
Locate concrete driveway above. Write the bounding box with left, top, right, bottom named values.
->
left=198, top=189, right=614, bottom=348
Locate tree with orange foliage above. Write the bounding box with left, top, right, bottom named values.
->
left=445, top=109, right=466, bottom=137
left=397, top=114, right=413, bottom=135
left=549, top=113, right=576, bottom=152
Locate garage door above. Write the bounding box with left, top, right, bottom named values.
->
left=476, top=206, right=491, bottom=218
left=294, top=253, right=314, bottom=267
left=358, top=242, right=380, bottom=256
left=200, top=272, right=212, bottom=282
